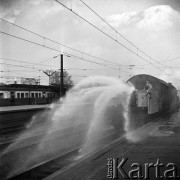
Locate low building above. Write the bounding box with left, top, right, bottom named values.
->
left=0, top=84, right=71, bottom=106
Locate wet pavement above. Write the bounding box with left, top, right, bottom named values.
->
left=52, top=110, right=180, bottom=180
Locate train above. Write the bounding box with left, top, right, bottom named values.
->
left=127, top=74, right=180, bottom=130
left=103, top=74, right=180, bottom=133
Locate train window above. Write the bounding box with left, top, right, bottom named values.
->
left=31, top=93, right=34, bottom=98
left=21, top=93, right=24, bottom=98
left=35, top=93, right=38, bottom=98
left=39, top=93, right=41, bottom=98
left=0, top=93, right=4, bottom=99
left=17, top=93, right=20, bottom=98
left=25, top=93, right=29, bottom=98
left=10, top=92, right=15, bottom=98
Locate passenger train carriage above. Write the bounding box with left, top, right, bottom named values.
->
left=102, top=74, right=180, bottom=133
left=127, top=74, right=180, bottom=129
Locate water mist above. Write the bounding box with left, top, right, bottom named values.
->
left=2, top=76, right=134, bottom=179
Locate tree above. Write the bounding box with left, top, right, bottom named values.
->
left=50, top=70, right=73, bottom=87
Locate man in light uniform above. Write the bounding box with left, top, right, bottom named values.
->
left=144, top=81, right=153, bottom=113
left=144, top=81, right=153, bottom=99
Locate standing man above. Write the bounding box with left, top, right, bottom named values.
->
left=144, top=81, right=153, bottom=114
left=144, top=81, right=153, bottom=99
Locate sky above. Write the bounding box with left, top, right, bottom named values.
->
left=0, top=0, right=180, bottom=87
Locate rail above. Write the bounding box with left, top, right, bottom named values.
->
left=7, top=131, right=118, bottom=180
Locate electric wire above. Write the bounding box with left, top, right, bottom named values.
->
left=0, top=18, right=128, bottom=67
left=79, top=0, right=169, bottom=69
left=54, top=0, right=169, bottom=75
left=0, top=31, right=130, bottom=73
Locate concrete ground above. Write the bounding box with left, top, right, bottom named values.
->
left=48, top=110, right=180, bottom=180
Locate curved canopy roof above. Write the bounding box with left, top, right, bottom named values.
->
left=127, top=74, right=169, bottom=87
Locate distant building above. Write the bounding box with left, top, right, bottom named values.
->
left=0, top=84, right=72, bottom=106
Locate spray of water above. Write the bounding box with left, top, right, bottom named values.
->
left=75, top=77, right=134, bottom=156
left=1, top=76, right=134, bottom=179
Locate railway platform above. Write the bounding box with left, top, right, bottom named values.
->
left=0, top=104, right=50, bottom=113
left=47, top=111, right=180, bottom=180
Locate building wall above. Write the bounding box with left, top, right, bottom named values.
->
left=0, top=91, right=10, bottom=98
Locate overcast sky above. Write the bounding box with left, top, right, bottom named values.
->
left=0, top=0, right=180, bottom=86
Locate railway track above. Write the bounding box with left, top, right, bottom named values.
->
left=0, top=120, right=51, bottom=136
left=0, top=109, right=53, bottom=143
left=0, top=107, right=51, bottom=130
left=0, top=116, right=31, bottom=125
left=0, top=125, right=25, bottom=135
left=0, top=120, right=51, bottom=146
left=6, top=131, right=118, bottom=180
left=0, top=123, right=91, bottom=180
left=0, top=124, right=86, bottom=152
left=8, top=147, right=79, bottom=180
left=0, top=132, right=45, bottom=152
left=0, top=117, right=31, bottom=135
left=0, top=115, right=49, bottom=130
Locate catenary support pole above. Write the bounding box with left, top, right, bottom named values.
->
left=60, top=54, right=64, bottom=96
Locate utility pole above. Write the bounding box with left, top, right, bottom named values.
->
left=60, top=54, right=64, bottom=97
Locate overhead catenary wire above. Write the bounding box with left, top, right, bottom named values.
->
left=0, top=61, right=129, bottom=82
left=79, top=0, right=170, bottom=69
left=0, top=74, right=88, bottom=80
left=0, top=66, right=94, bottom=80
left=0, top=59, right=129, bottom=76
left=0, top=62, right=53, bottom=71
left=0, top=17, right=168, bottom=74
left=157, top=56, right=180, bottom=63
left=0, top=18, right=128, bottom=67
left=64, top=67, right=144, bottom=70
left=54, top=0, right=169, bottom=75
left=137, top=56, right=180, bottom=67
left=79, top=0, right=139, bottom=50
left=0, top=75, right=41, bottom=79
left=0, top=66, right=145, bottom=71
left=0, top=30, right=130, bottom=74
left=0, top=57, right=58, bottom=68
left=54, top=54, right=130, bottom=73
left=0, top=59, right=131, bottom=81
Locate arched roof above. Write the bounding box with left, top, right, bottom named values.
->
left=127, top=74, right=168, bottom=87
